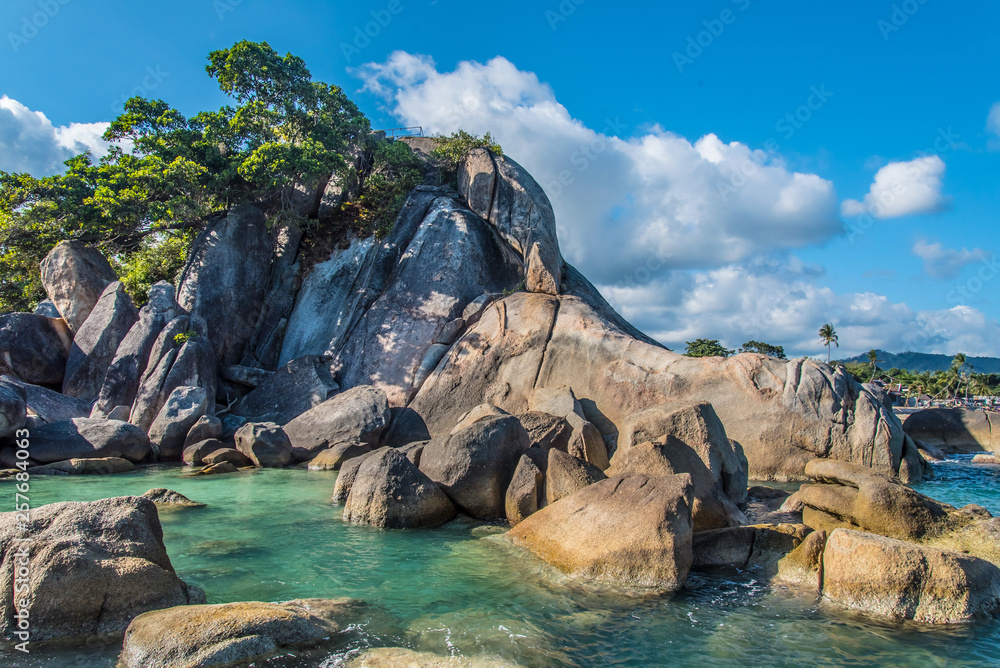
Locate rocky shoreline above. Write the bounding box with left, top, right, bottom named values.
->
left=1, top=144, right=998, bottom=666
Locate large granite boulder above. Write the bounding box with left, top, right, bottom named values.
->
left=0, top=496, right=205, bottom=642
left=0, top=376, right=89, bottom=423
left=419, top=415, right=530, bottom=519
left=235, top=422, right=292, bottom=468
left=25, top=418, right=152, bottom=463
left=31, top=457, right=135, bottom=475
left=822, top=529, right=1000, bottom=623
left=331, top=193, right=521, bottom=406
left=408, top=277, right=905, bottom=482
left=902, top=407, right=1000, bottom=454
left=307, top=441, right=371, bottom=470
left=93, top=281, right=176, bottom=418
left=119, top=598, right=364, bottom=668
left=62, top=281, right=138, bottom=401
left=176, top=204, right=275, bottom=366
left=283, top=385, right=390, bottom=459
left=458, top=149, right=562, bottom=295
left=331, top=448, right=382, bottom=504
left=797, top=458, right=955, bottom=541
left=0, top=313, right=72, bottom=384
left=231, top=354, right=339, bottom=424
left=147, top=386, right=211, bottom=460
left=343, top=448, right=456, bottom=528
left=39, top=240, right=118, bottom=332
left=505, top=451, right=546, bottom=526
left=508, top=473, right=694, bottom=593
left=545, top=448, right=606, bottom=505
left=691, top=523, right=811, bottom=573
left=129, top=316, right=216, bottom=433
left=0, top=380, right=26, bottom=438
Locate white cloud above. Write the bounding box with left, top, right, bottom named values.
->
left=603, top=260, right=1000, bottom=358
left=841, top=156, right=947, bottom=219
left=988, top=102, right=1000, bottom=150
left=912, top=240, right=990, bottom=280
left=358, top=53, right=842, bottom=284
left=0, top=96, right=112, bottom=176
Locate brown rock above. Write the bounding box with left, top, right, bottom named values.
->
left=545, top=448, right=606, bottom=505
left=307, top=441, right=372, bottom=471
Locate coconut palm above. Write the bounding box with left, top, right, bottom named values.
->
left=866, top=349, right=881, bottom=382
left=819, top=323, right=838, bottom=363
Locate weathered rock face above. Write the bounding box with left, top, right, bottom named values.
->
left=797, top=458, right=954, bottom=542
left=345, top=648, right=525, bottom=667
left=0, top=496, right=205, bottom=642
left=283, top=385, right=390, bottom=459
left=408, top=277, right=905, bottom=482
left=903, top=407, right=1000, bottom=454
left=141, top=488, right=205, bottom=508
left=231, top=355, right=339, bottom=424
left=331, top=194, right=521, bottom=406
left=119, top=598, right=364, bottom=668
left=0, top=380, right=26, bottom=438
left=235, top=422, right=292, bottom=468
left=691, top=523, right=811, bottom=572
left=508, top=473, right=694, bottom=593
left=419, top=415, right=531, bottom=519
left=185, top=415, right=223, bottom=449
left=773, top=529, right=827, bottom=591
left=147, top=386, right=211, bottom=460
left=176, top=204, right=275, bottom=366
left=822, top=529, right=1000, bottom=623
left=26, top=418, right=152, bottom=463
left=62, top=282, right=139, bottom=401
left=505, top=452, right=546, bottom=526
left=93, top=281, right=176, bottom=418
left=343, top=448, right=457, bottom=529
left=517, top=411, right=572, bottom=452
left=31, top=456, right=136, bottom=475
left=39, top=240, right=118, bottom=332
left=307, top=441, right=371, bottom=470
left=331, top=448, right=381, bottom=503
left=458, top=149, right=562, bottom=295
left=0, top=313, right=73, bottom=384
left=183, top=439, right=226, bottom=466
left=545, top=448, right=606, bottom=505
left=279, top=236, right=375, bottom=366
left=1, top=376, right=89, bottom=423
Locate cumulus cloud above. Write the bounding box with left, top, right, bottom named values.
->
left=912, top=240, right=990, bottom=280
left=358, top=53, right=842, bottom=284
left=0, top=96, right=112, bottom=176
left=841, top=156, right=948, bottom=219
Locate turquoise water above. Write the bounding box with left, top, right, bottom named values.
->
left=6, top=458, right=1000, bottom=667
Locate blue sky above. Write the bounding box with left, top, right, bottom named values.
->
left=2, top=0, right=999, bottom=358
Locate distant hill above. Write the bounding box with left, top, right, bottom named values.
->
left=837, top=350, right=1000, bottom=374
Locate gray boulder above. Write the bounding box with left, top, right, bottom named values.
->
left=39, top=240, right=118, bottom=332
left=33, top=298, right=60, bottom=318
left=419, top=415, right=530, bottom=519
left=176, top=204, right=275, bottom=366
left=93, top=281, right=176, bottom=418
left=141, top=488, right=205, bottom=508
left=902, top=407, right=1000, bottom=454
left=0, top=313, right=72, bottom=384
left=0, top=380, right=26, bottom=438
left=307, top=441, right=371, bottom=470
left=283, top=386, right=390, bottom=459
left=505, top=451, right=546, bottom=526
left=183, top=439, right=227, bottom=466
left=231, top=355, right=339, bottom=424
left=343, top=448, right=456, bottom=529
left=202, top=448, right=253, bottom=467
left=62, top=281, right=138, bottom=401
left=184, top=415, right=223, bottom=449
left=235, top=422, right=292, bottom=468
left=1, top=376, right=89, bottom=423
left=0, top=496, right=205, bottom=641
left=27, top=418, right=152, bottom=463
left=331, top=448, right=381, bottom=504
left=119, top=598, right=364, bottom=668
left=517, top=411, right=572, bottom=451
left=31, top=457, right=136, bottom=475
left=147, top=386, right=211, bottom=461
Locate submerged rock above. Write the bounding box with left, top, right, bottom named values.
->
left=508, top=473, right=694, bottom=593
left=119, top=598, right=365, bottom=668
left=691, top=523, right=811, bottom=573
left=346, top=647, right=525, bottom=667
left=141, top=488, right=205, bottom=508
left=0, top=496, right=205, bottom=642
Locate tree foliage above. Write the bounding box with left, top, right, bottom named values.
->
left=818, top=323, right=839, bottom=363
left=684, top=338, right=734, bottom=358
left=0, top=40, right=372, bottom=310
left=739, top=340, right=786, bottom=359
left=431, top=130, right=503, bottom=184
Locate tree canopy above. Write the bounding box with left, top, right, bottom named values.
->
left=739, top=340, right=786, bottom=359
left=684, top=338, right=734, bottom=358
left=0, top=40, right=371, bottom=310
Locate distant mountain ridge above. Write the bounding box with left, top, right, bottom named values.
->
left=837, top=350, right=1000, bottom=374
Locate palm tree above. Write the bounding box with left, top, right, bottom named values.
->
left=951, top=353, right=969, bottom=401
left=866, top=349, right=881, bottom=383
left=819, top=323, right=838, bottom=363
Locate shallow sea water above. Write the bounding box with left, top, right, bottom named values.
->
left=5, top=456, right=1000, bottom=667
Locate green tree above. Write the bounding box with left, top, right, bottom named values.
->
left=866, top=349, right=882, bottom=382
left=431, top=130, right=503, bottom=184
left=818, top=323, right=838, bottom=363
left=684, top=338, right=734, bottom=358
left=739, top=340, right=786, bottom=359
